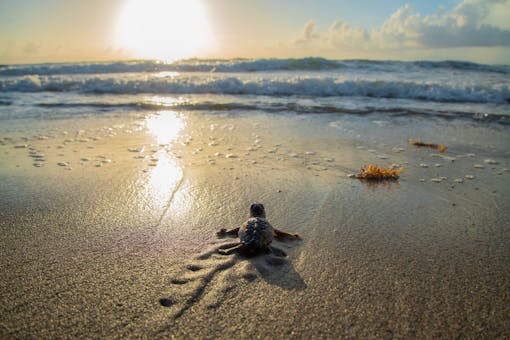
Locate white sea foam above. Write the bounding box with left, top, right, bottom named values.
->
left=2, top=58, right=509, bottom=125
left=1, top=75, right=508, bottom=104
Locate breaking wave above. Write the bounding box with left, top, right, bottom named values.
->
left=2, top=75, right=509, bottom=104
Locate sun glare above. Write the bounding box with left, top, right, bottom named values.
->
left=145, top=110, right=185, bottom=144
left=116, top=0, right=210, bottom=61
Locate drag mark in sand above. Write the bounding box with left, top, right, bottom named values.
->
left=158, top=245, right=239, bottom=320
left=157, top=240, right=304, bottom=323
left=154, top=171, right=185, bottom=227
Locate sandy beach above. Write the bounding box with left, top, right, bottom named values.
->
left=0, top=109, right=509, bottom=338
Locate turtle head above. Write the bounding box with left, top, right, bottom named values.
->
left=249, top=203, right=266, bottom=218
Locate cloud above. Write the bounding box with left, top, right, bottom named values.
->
left=294, top=0, right=510, bottom=51
left=294, top=21, right=320, bottom=45
left=21, top=42, right=41, bottom=55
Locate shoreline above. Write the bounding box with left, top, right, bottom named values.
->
left=1, top=111, right=509, bottom=338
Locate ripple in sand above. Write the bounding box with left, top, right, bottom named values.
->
left=454, top=178, right=464, bottom=183
left=430, top=178, right=443, bottom=183
left=305, top=151, right=316, bottom=155
left=473, top=164, right=485, bottom=169
left=465, top=174, right=475, bottom=180
left=14, top=144, right=28, bottom=149
left=81, top=157, right=90, bottom=162
left=128, top=147, right=143, bottom=153
left=225, top=154, right=238, bottom=159
left=419, top=163, right=429, bottom=168
left=324, top=158, right=334, bottom=162
left=33, top=163, right=44, bottom=167
left=57, top=162, right=69, bottom=167
left=484, top=159, right=499, bottom=165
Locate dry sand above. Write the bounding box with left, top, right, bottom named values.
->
left=1, top=111, right=509, bottom=338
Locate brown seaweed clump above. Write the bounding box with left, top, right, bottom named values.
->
left=355, top=164, right=403, bottom=181
left=409, top=139, right=447, bottom=153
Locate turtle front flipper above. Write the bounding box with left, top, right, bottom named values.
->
left=216, top=227, right=240, bottom=237
left=218, top=242, right=244, bottom=255
left=273, top=228, right=301, bottom=240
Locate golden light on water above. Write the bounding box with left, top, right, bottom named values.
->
left=147, top=152, right=183, bottom=207
left=146, top=95, right=185, bottom=108
left=116, top=0, right=211, bottom=61
left=145, top=110, right=185, bottom=145
left=143, top=110, right=188, bottom=212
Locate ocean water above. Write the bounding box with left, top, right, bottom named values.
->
left=1, top=57, right=510, bottom=132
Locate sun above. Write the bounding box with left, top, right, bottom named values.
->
left=116, top=0, right=210, bottom=61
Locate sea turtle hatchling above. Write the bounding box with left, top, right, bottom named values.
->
left=216, top=203, right=300, bottom=255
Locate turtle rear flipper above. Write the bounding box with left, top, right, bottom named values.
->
left=218, top=242, right=244, bottom=255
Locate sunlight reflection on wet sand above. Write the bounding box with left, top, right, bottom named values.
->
left=143, top=110, right=187, bottom=213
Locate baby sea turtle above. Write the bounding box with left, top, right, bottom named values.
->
left=216, top=203, right=300, bottom=256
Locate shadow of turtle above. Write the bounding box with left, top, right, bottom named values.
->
left=246, top=248, right=307, bottom=291
left=216, top=237, right=307, bottom=291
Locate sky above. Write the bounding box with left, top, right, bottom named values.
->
left=1, top=0, right=509, bottom=64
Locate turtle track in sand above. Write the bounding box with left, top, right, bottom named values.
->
left=157, top=240, right=304, bottom=321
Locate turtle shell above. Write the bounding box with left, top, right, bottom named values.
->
left=238, top=217, right=274, bottom=251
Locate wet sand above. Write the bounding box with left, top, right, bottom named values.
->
left=1, top=111, right=510, bottom=338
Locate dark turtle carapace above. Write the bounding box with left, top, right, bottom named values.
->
left=216, top=203, right=300, bottom=255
